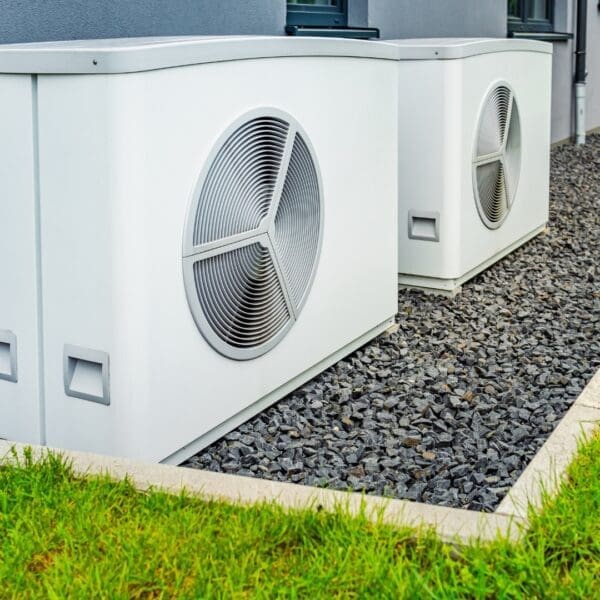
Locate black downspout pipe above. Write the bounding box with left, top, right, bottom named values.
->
left=575, top=0, right=588, bottom=144
left=575, top=0, right=588, bottom=83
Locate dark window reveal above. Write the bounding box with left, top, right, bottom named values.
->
left=287, top=0, right=348, bottom=27
left=508, top=0, right=554, bottom=34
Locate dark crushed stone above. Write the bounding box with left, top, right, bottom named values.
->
left=184, top=135, right=600, bottom=513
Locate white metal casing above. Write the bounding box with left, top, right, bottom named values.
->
left=0, top=76, right=44, bottom=444
left=384, top=38, right=552, bottom=292
left=0, top=37, right=398, bottom=462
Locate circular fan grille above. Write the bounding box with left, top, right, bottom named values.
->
left=183, top=113, right=322, bottom=360
left=473, top=85, right=521, bottom=229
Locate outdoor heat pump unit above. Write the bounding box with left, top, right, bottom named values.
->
left=384, top=38, right=553, bottom=293
left=0, top=36, right=398, bottom=462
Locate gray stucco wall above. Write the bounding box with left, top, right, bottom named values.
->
left=0, top=0, right=285, bottom=43
left=363, top=0, right=507, bottom=39
left=549, top=1, right=576, bottom=142
left=585, top=0, right=600, bottom=134
left=0, top=0, right=513, bottom=44
left=544, top=0, right=600, bottom=142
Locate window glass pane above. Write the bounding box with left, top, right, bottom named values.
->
left=287, top=0, right=346, bottom=25
left=527, top=0, right=550, bottom=19
left=288, top=1, right=339, bottom=6
left=508, top=0, right=522, bottom=18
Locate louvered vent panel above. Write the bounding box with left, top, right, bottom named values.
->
left=193, top=118, right=289, bottom=245
left=503, top=105, right=522, bottom=204
left=473, top=86, right=522, bottom=229
left=476, top=161, right=507, bottom=225
left=184, top=113, right=322, bottom=360
left=194, top=243, right=291, bottom=349
left=273, top=134, right=321, bottom=309
left=477, top=86, right=511, bottom=157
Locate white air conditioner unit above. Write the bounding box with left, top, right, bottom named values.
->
left=384, top=38, right=552, bottom=294
left=0, top=37, right=399, bottom=462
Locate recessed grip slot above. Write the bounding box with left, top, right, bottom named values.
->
left=0, top=330, right=18, bottom=383
left=64, top=344, right=110, bottom=405
left=408, top=210, right=440, bottom=242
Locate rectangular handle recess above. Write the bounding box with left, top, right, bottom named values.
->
left=64, top=345, right=110, bottom=405
left=408, top=210, right=440, bottom=242
left=0, top=330, right=17, bottom=383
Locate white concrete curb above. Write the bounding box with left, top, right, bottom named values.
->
left=496, top=369, right=600, bottom=519
left=1, top=367, right=599, bottom=546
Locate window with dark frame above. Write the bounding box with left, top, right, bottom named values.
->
left=286, top=0, right=348, bottom=27
left=508, top=0, right=554, bottom=34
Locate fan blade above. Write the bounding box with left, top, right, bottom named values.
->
left=477, top=86, right=511, bottom=158
left=272, top=133, right=321, bottom=311
left=193, top=118, right=290, bottom=246
left=476, top=160, right=507, bottom=225
left=195, top=242, right=291, bottom=348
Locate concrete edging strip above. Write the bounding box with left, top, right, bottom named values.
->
left=1, top=367, right=598, bottom=546
left=496, top=368, right=600, bottom=519
left=0, top=440, right=522, bottom=545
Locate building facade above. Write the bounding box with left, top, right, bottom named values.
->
left=0, top=1, right=598, bottom=143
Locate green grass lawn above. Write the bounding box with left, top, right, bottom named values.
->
left=1, top=431, right=599, bottom=599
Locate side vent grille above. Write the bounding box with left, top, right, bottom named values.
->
left=473, top=85, right=521, bottom=229
left=183, top=113, right=323, bottom=360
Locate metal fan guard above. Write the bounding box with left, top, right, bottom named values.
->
left=183, top=110, right=323, bottom=361
left=473, top=84, right=522, bottom=230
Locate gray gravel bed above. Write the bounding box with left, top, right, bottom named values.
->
left=184, top=135, right=600, bottom=512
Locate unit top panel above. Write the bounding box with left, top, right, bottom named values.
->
left=0, top=35, right=403, bottom=74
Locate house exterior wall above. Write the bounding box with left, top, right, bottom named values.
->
left=549, top=2, right=576, bottom=142
left=0, top=1, right=285, bottom=42
left=363, top=0, right=507, bottom=39
left=0, top=0, right=597, bottom=142
left=542, top=0, right=600, bottom=143
left=585, top=0, right=600, bottom=135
